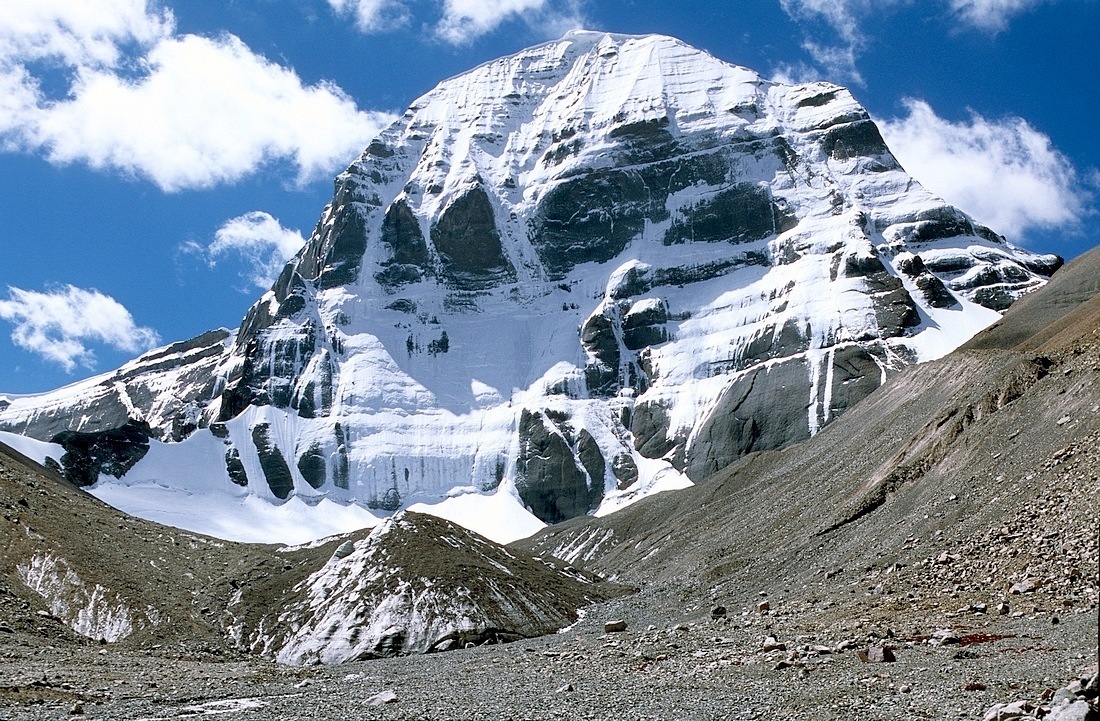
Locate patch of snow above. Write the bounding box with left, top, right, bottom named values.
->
left=89, top=484, right=382, bottom=545
left=409, top=489, right=544, bottom=545
left=0, top=431, right=63, bottom=466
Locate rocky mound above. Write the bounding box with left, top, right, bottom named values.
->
left=231, top=512, right=625, bottom=665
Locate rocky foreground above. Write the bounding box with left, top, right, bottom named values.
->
left=0, top=569, right=1095, bottom=720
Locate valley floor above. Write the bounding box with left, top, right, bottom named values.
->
left=1, top=585, right=1095, bottom=720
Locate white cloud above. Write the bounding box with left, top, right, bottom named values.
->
left=778, top=0, right=868, bottom=45
left=0, top=285, right=160, bottom=372
left=326, top=0, right=410, bottom=32
left=0, top=1, right=397, bottom=191
left=948, top=0, right=1046, bottom=31
left=202, top=211, right=307, bottom=290
left=0, top=0, right=172, bottom=67
left=878, top=99, right=1090, bottom=239
left=777, top=0, right=1054, bottom=82
left=776, top=0, right=898, bottom=84
left=800, top=39, right=863, bottom=85
left=436, top=0, right=582, bottom=44
left=324, top=0, right=584, bottom=45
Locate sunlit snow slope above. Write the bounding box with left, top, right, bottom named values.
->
left=0, top=32, right=1061, bottom=543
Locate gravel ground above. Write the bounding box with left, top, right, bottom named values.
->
left=0, top=593, right=1094, bottom=720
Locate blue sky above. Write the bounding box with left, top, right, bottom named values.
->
left=0, top=0, right=1097, bottom=394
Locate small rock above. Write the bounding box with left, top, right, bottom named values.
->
left=858, top=646, right=896, bottom=663
left=366, top=689, right=398, bottom=707
left=604, top=620, right=627, bottom=633
left=756, top=600, right=770, bottom=613
left=762, top=636, right=785, bottom=653
left=332, top=540, right=356, bottom=559
left=930, top=628, right=961, bottom=646
left=972, top=602, right=988, bottom=614
left=1056, top=415, right=1071, bottom=426
left=555, top=683, right=573, bottom=694
left=997, top=602, right=1011, bottom=615
left=69, top=703, right=84, bottom=716
left=1052, top=688, right=1079, bottom=705
left=899, top=685, right=911, bottom=694
left=1046, top=701, right=1091, bottom=721
left=710, top=605, right=727, bottom=620
left=982, top=700, right=1034, bottom=721
left=1010, top=578, right=1040, bottom=594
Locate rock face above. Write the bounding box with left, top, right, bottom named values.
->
left=0, top=31, right=1061, bottom=537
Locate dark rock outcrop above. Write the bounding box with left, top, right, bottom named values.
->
left=251, top=423, right=294, bottom=500
left=50, top=420, right=152, bottom=488
left=430, top=188, right=515, bottom=289
left=515, top=410, right=604, bottom=523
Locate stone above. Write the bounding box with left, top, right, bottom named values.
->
left=858, top=646, right=896, bottom=663
left=756, top=600, right=771, bottom=613
left=663, top=183, right=796, bottom=246
left=366, top=689, right=398, bottom=706
left=762, top=637, right=785, bottom=652
left=51, top=419, right=152, bottom=487
left=555, top=683, right=574, bottom=694
left=225, top=446, right=249, bottom=487
left=1010, top=578, right=1040, bottom=594
left=710, top=606, right=727, bottom=620
left=982, top=701, right=1035, bottom=721
left=296, top=443, right=327, bottom=490
left=332, top=541, right=356, bottom=559
left=929, top=628, right=961, bottom=646
left=514, top=410, right=603, bottom=522
left=604, top=620, right=627, bottom=633
left=1045, top=701, right=1092, bottom=721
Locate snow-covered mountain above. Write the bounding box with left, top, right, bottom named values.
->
left=0, top=31, right=1061, bottom=543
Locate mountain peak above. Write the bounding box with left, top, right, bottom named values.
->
left=0, top=33, right=1061, bottom=544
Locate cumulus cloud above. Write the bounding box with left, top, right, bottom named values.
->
left=878, top=99, right=1091, bottom=239
left=777, top=0, right=893, bottom=83
left=948, top=0, right=1046, bottom=31
left=198, top=211, right=306, bottom=290
left=325, top=0, right=584, bottom=45
left=0, top=1, right=396, bottom=191
left=436, top=0, right=583, bottom=45
left=326, top=0, right=410, bottom=32
left=777, top=0, right=1055, bottom=82
left=0, top=0, right=172, bottom=66
left=0, top=285, right=160, bottom=372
